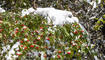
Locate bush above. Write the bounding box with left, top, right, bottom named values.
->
left=0, top=12, right=93, bottom=59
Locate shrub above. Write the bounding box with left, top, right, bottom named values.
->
left=0, top=12, right=93, bottom=59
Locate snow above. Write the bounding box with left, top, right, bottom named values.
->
left=0, top=7, right=5, bottom=13
left=21, top=7, right=88, bottom=36
left=93, top=2, right=97, bottom=9
left=21, top=7, right=78, bottom=25
left=5, top=42, right=20, bottom=60
left=87, top=0, right=101, bottom=4
left=94, top=56, right=99, bottom=60
left=21, top=7, right=35, bottom=17
left=41, top=52, right=45, bottom=60
left=34, top=7, right=88, bottom=34
left=87, top=0, right=91, bottom=2
left=35, top=7, right=77, bottom=25
left=98, top=0, right=101, bottom=4
left=87, top=0, right=101, bottom=9
left=21, top=9, right=29, bottom=17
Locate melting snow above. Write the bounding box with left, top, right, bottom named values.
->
left=35, top=7, right=79, bottom=25
left=21, top=7, right=35, bottom=17
left=22, top=7, right=79, bottom=25
left=0, top=7, right=5, bottom=13
left=87, top=0, right=101, bottom=9
left=5, top=42, right=20, bottom=60
left=98, top=0, right=101, bottom=4
left=21, top=7, right=87, bottom=33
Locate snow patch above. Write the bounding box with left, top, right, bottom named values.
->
left=98, top=0, right=101, bottom=4
left=35, top=7, right=75, bottom=25
left=21, top=7, right=35, bottom=17
left=87, top=0, right=101, bottom=9
left=21, top=7, right=87, bottom=33
left=5, top=42, right=20, bottom=60
left=0, top=7, right=5, bottom=13
left=21, top=7, right=79, bottom=25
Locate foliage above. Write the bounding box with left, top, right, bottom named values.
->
left=0, top=12, right=93, bottom=59
left=93, top=15, right=105, bottom=30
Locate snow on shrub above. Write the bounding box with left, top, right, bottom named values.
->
left=0, top=12, right=93, bottom=60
